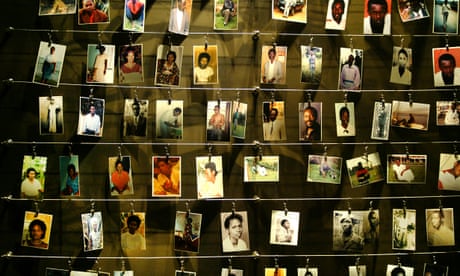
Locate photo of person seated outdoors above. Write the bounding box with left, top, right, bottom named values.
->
left=387, top=154, right=426, bottom=184
left=214, top=0, right=238, bottom=29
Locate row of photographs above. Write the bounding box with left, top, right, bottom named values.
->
left=19, top=151, right=460, bottom=200
left=33, top=40, right=460, bottom=89
left=38, top=0, right=458, bottom=35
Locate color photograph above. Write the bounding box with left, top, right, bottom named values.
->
left=348, top=265, right=366, bottom=276
left=432, top=46, right=460, bottom=86
left=32, top=42, right=66, bottom=87
left=392, top=208, right=416, bottom=251
left=59, top=155, right=80, bottom=196
left=78, top=0, right=109, bottom=25
left=332, top=210, right=364, bottom=252
left=174, top=211, right=201, bottom=253
left=398, top=0, right=429, bottom=22
left=433, top=0, right=459, bottom=34
left=123, top=0, right=145, bottom=32
left=436, top=101, right=460, bottom=125
left=86, top=44, right=115, bottom=84
left=299, top=102, right=322, bottom=141
left=390, top=46, right=412, bottom=85
left=271, top=0, right=307, bottom=23
left=70, top=271, right=98, bottom=276
left=214, top=0, right=238, bottom=30
left=426, top=208, right=455, bottom=247
left=269, top=210, right=300, bottom=246
left=193, top=45, right=218, bottom=84
left=335, top=102, right=356, bottom=137
left=385, top=264, right=414, bottom=276
left=243, top=155, right=280, bottom=182
left=77, top=96, right=105, bottom=137
left=260, top=45, right=287, bottom=84
left=113, top=271, right=134, bottom=276
left=387, top=154, right=427, bottom=184
left=196, top=156, right=224, bottom=199
left=168, top=0, right=193, bottom=35
left=22, top=211, right=53, bottom=250
left=39, top=0, right=76, bottom=16
left=423, top=263, right=449, bottom=275
left=307, top=154, right=342, bottom=184
left=81, top=211, right=103, bottom=251
left=391, top=100, right=430, bottom=131
left=108, top=156, right=134, bottom=196
left=346, top=152, right=384, bottom=188
left=207, top=101, right=231, bottom=142
left=371, top=101, right=392, bottom=140
left=123, top=98, right=148, bottom=137
left=231, top=101, right=247, bottom=139
left=265, top=268, right=287, bottom=276
left=325, top=0, right=349, bottom=30
left=338, top=47, right=363, bottom=90
left=152, top=155, right=181, bottom=197
left=221, top=268, right=243, bottom=275
left=39, top=96, right=64, bottom=135
left=438, top=153, right=460, bottom=191
left=156, top=100, right=183, bottom=139
left=263, top=101, right=287, bottom=141
left=119, top=44, right=143, bottom=84
left=363, top=0, right=391, bottom=34
left=21, top=155, right=47, bottom=200
left=155, top=44, right=183, bottom=87
left=220, top=211, right=250, bottom=252
left=120, top=211, right=146, bottom=251
left=300, top=46, right=322, bottom=84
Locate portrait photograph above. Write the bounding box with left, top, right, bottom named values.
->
left=423, top=263, right=449, bottom=275
left=113, top=271, right=134, bottom=276
left=346, top=152, right=384, bottom=188
left=348, top=265, right=366, bottom=276
left=21, top=155, right=47, bottom=200
left=243, top=155, right=280, bottom=182
left=193, top=45, right=218, bottom=84
left=22, top=211, right=53, bottom=250
left=45, top=267, right=69, bottom=276
left=174, top=271, right=196, bottom=276
left=214, top=0, right=238, bottom=30
left=174, top=211, right=202, bottom=253
left=432, top=47, right=460, bottom=86
left=300, top=46, right=322, bottom=84
left=220, top=211, right=250, bottom=252
left=325, top=0, right=349, bottom=30
left=387, top=154, right=426, bottom=184
left=391, top=100, right=430, bottom=131
left=307, top=154, right=342, bottom=184
left=332, top=210, right=364, bottom=251
left=231, top=101, right=247, bottom=139
left=32, top=41, right=66, bottom=87
left=221, top=268, right=243, bottom=276
left=271, top=0, right=307, bottom=23
left=86, top=43, right=115, bottom=84
left=385, top=264, right=414, bottom=276
left=152, top=155, right=181, bottom=197
left=363, top=0, right=391, bottom=34
left=156, top=100, right=183, bottom=139
left=438, top=153, right=460, bottom=191
left=265, top=268, right=287, bottom=276
left=77, top=96, right=105, bottom=137
left=338, top=47, right=363, bottom=90
left=392, top=208, right=416, bottom=251
left=39, top=0, right=76, bottom=16
left=155, top=44, right=184, bottom=87
left=263, top=101, right=287, bottom=141
left=269, top=210, right=300, bottom=246
left=81, top=211, right=103, bottom=251
left=390, top=46, right=412, bottom=85
left=123, top=0, right=145, bottom=32
left=78, top=0, right=109, bottom=25
left=426, top=208, right=455, bottom=247
left=59, top=155, right=80, bottom=196
left=354, top=209, right=380, bottom=244
left=436, top=101, right=460, bottom=125
left=371, top=101, right=392, bottom=140
left=299, top=102, right=322, bottom=141
left=39, top=96, right=64, bottom=135
left=398, top=0, right=429, bottom=22
left=335, top=102, right=355, bottom=137
left=123, top=98, right=148, bottom=137
left=120, top=211, right=146, bottom=251
left=207, top=100, right=231, bottom=142
left=196, top=155, right=224, bottom=199
left=108, top=156, right=134, bottom=196
left=168, top=0, right=193, bottom=35
left=70, top=271, right=98, bottom=276
left=297, top=267, right=318, bottom=276
left=260, top=45, right=287, bottom=84
left=119, top=44, right=143, bottom=84
left=433, top=0, right=459, bottom=34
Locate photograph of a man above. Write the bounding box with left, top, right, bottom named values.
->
left=371, top=101, right=391, bottom=140
left=338, top=47, right=363, bottom=90
left=348, top=265, right=366, bottom=276
left=221, top=268, right=244, bottom=276
left=307, top=154, right=342, bottom=184
left=263, top=101, right=287, bottom=141
left=22, top=211, right=53, bottom=250
left=193, top=45, right=218, bottom=84
left=297, top=267, right=318, bottom=276
left=269, top=210, right=299, bottom=246
left=168, top=0, right=192, bottom=35
left=300, top=46, right=322, bottom=84
left=231, top=101, right=247, bottom=139
left=385, top=264, right=414, bottom=276
left=123, top=0, right=145, bottom=32
left=261, top=46, right=287, bottom=84
left=363, top=0, right=391, bottom=34
left=152, top=156, right=181, bottom=197
left=81, top=211, right=103, bottom=251
left=438, top=153, right=460, bottom=191
left=156, top=100, right=183, bottom=139
left=426, top=208, right=455, bottom=247
left=196, top=156, right=224, bottom=199
left=436, top=101, right=460, bottom=125
left=391, top=100, right=430, bottom=131
left=271, top=0, right=307, bottom=23
left=207, top=101, right=231, bottom=142
left=335, top=102, right=355, bottom=136
left=174, top=211, right=201, bottom=253
left=392, top=208, right=416, bottom=250
left=33, top=42, right=66, bottom=87
left=325, top=0, right=348, bottom=30
left=387, top=154, right=426, bottom=184
left=78, top=0, right=109, bottom=25
left=86, top=44, right=115, bottom=84
left=398, top=0, right=429, bottom=22
left=299, top=102, right=322, bottom=141
left=39, top=96, right=63, bottom=135
left=21, top=155, right=47, bottom=200
left=423, top=263, right=449, bottom=276
left=433, top=47, right=460, bottom=86
left=332, top=211, right=364, bottom=251
left=346, top=152, right=384, bottom=188
left=214, top=0, right=238, bottom=30
left=78, top=97, right=104, bottom=137
left=123, top=99, right=148, bottom=137
left=433, top=0, right=459, bottom=34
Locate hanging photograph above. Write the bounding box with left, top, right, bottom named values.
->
left=174, top=271, right=196, bottom=276
left=123, top=0, right=145, bottom=32
left=299, top=102, right=322, bottom=141
left=363, top=0, right=391, bottom=34
left=391, top=100, right=430, bottom=131
left=433, top=0, right=459, bottom=34
left=119, top=44, right=143, bottom=84
left=174, top=211, right=202, bottom=253
left=59, top=155, right=80, bottom=196
left=39, top=96, right=64, bottom=135
left=108, top=156, right=134, bottom=196
left=69, top=271, right=98, bottom=276
left=297, top=267, right=318, bottom=276
left=265, top=268, right=287, bottom=276
left=346, top=152, right=384, bottom=188
left=77, top=96, right=105, bottom=137
left=152, top=155, right=181, bottom=197
left=22, top=211, right=53, bottom=250
left=438, top=153, right=460, bottom=191
left=214, top=0, right=238, bottom=30
left=338, top=47, right=363, bottom=91
left=432, top=46, right=460, bottom=86
left=385, top=264, right=414, bottom=276
left=120, top=211, right=146, bottom=251
left=262, top=101, right=287, bottom=141
left=168, top=0, right=192, bottom=35
left=196, top=155, right=224, bottom=199
left=423, top=263, right=449, bottom=275
left=325, top=0, right=349, bottom=30
left=81, top=211, right=103, bottom=251
left=231, top=101, right=247, bottom=139
left=45, top=267, right=70, bottom=275
left=390, top=46, right=412, bottom=85
left=193, top=45, right=218, bottom=84
left=436, top=101, right=460, bottom=126
left=348, top=265, right=366, bottom=276
left=355, top=209, right=380, bottom=244
left=206, top=100, right=231, bottom=142
left=123, top=98, right=148, bottom=137
left=335, top=102, right=356, bottom=137
left=156, top=100, right=183, bottom=139
left=113, top=271, right=134, bottom=276
left=307, top=154, right=342, bottom=184
left=332, top=210, right=364, bottom=251
left=78, top=0, right=109, bottom=24
left=300, top=45, right=322, bottom=84
left=32, top=41, right=66, bottom=87
left=243, top=155, right=280, bottom=182
left=392, top=208, right=416, bottom=250
left=220, top=211, right=250, bottom=252
left=271, top=0, right=307, bottom=23
left=387, top=154, right=426, bottom=184
left=398, top=0, right=429, bottom=22
left=371, top=101, right=392, bottom=140
left=20, top=155, right=47, bottom=200
left=426, top=208, right=455, bottom=246
left=221, top=268, right=244, bottom=275
left=260, top=45, right=287, bottom=84
left=39, top=0, right=76, bottom=16
left=155, top=44, right=184, bottom=87
left=86, top=44, right=115, bottom=84
left=269, top=210, right=300, bottom=246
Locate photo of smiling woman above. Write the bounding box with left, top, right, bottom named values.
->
left=220, top=211, right=250, bottom=253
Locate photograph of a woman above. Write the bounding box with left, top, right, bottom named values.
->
left=108, top=156, right=134, bottom=196
left=220, top=211, right=250, bottom=252
left=155, top=44, right=183, bottom=86
left=22, top=211, right=53, bottom=250
left=119, top=44, right=143, bottom=83
left=390, top=46, right=412, bottom=85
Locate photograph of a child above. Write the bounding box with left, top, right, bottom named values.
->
left=436, top=101, right=460, bottom=125
left=86, top=44, right=115, bottom=84
left=196, top=156, right=224, bottom=199
left=22, top=211, right=53, bottom=250
left=387, top=154, right=426, bottom=184
left=269, top=210, right=300, bottom=246
left=123, top=0, right=145, bottom=32
left=438, top=153, right=460, bottom=191
left=81, top=211, right=103, bottom=251
left=174, top=211, right=202, bottom=253
left=155, top=44, right=183, bottom=87
left=385, top=264, right=414, bottom=276
left=220, top=211, right=250, bottom=252
left=59, top=155, right=80, bottom=196
left=299, top=102, right=322, bottom=141
left=108, top=156, right=134, bottom=196
left=39, top=0, right=76, bottom=16
left=156, top=100, right=183, bottom=139
left=77, top=96, right=105, bottom=137
left=32, top=42, right=66, bottom=87
left=392, top=208, right=416, bottom=251
left=346, top=152, right=384, bottom=188
left=120, top=211, right=146, bottom=251
left=193, top=45, right=218, bottom=84
left=123, top=98, right=148, bottom=137
left=300, top=46, right=322, bottom=84
left=391, top=100, right=430, bottom=131
left=307, top=154, right=342, bottom=184
left=426, top=208, right=455, bottom=247
left=20, top=155, right=47, bottom=200
left=243, top=155, right=280, bottom=182
left=332, top=210, right=364, bottom=252
left=371, top=101, right=391, bottom=140
left=152, top=156, right=181, bottom=197
left=39, top=96, right=64, bottom=135
left=231, top=101, right=247, bottom=139
left=119, top=44, right=143, bottom=84
left=214, top=0, right=238, bottom=30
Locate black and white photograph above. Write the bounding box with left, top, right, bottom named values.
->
left=325, top=0, right=349, bottom=30
left=297, top=267, right=318, bottom=276
left=387, top=154, right=427, bottom=184
left=398, top=0, right=429, bottom=22
left=231, top=101, right=247, bottom=139
left=271, top=0, right=307, bottom=23
left=81, top=211, right=103, bottom=251
left=307, top=154, right=342, bottom=184
left=354, top=209, right=380, bottom=244
left=300, top=46, right=322, bottom=84
left=39, top=0, right=76, bottom=16
left=390, top=46, right=412, bottom=85
left=113, top=271, right=134, bottom=276
left=32, top=42, right=66, bottom=87
left=363, top=0, right=391, bottom=34
left=59, top=155, right=80, bottom=196
left=426, top=208, right=455, bottom=246
left=174, top=271, right=196, bottom=276
left=120, top=211, right=146, bottom=251
left=221, top=267, right=244, bottom=276
left=269, top=210, right=300, bottom=246
left=391, top=100, right=430, bottom=131
left=243, top=155, right=280, bottom=182
left=168, top=0, right=193, bottom=35
left=119, top=44, right=143, bottom=84
left=432, top=47, right=460, bottom=86
left=436, top=101, right=460, bottom=125
left=108, top=156, right=134, bottom=196
left=332, top=210, right=364, bottom=251
left=433, top=0, right=459, bottom=34
left=438, top=153, right=460, bottom=191
left=78, top=0, right=109, bottom=25
left=348, top=265, right=366, bottom=276
left=174, top=211, right=201, bottom=253
left=196, top=156, right=224, bottom=199
left=39, top=96, right=63, bottom=135
left=220, top=211, right=250, bottom=252
left=123, top=0, right=145, bottom=32
left=260, top=45, right=287, bottom=84
left=156, top=100, right=183, bottom=140
left=385, top=264, right=414, bottom=276
left=392, top=208, right=416, bottom=251
left=86, top=44, right=115, bottom=83
left=335, top=102, right=356, bottom=137
left=45, top=267, right=69, bottom=276
left=193, top=45, right=218, bottom=84
left=346, top=152, right=384, bottom=188
left=155, top=44, right=183, bottom=87
left=22, top=211, right=53, bottom=250
left=77, top=96, right=105, bottom=137
left=21, top=155, right=47, bottom=200
left=338, top=47, right=363, bottom=90
left=123, top=98, right=148, bottom=137
left=69, top=271, right=98, bottom=276
left=423, top=263, right=449, bottom=275
left=371, top=101, right=391, bottom=140
left=207, top=100, right=231, bottom=142
left=214, top=0, right=239, bottom=30
left=299, top=102, right=322, bottom=141
left=263, top=101, right=287, bottom=141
